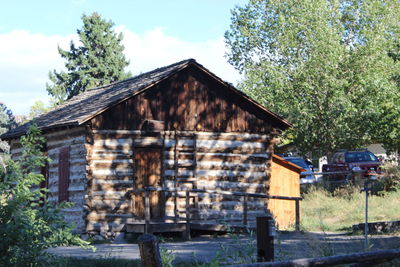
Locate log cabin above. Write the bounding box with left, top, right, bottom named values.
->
left=1, top=59, right=293, bottom=236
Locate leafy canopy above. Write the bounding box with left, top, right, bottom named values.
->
left=0, top=124, right=91, bottom=266
left=225, top=0, right=400, bottom=156
left=47, top=12, right=131, bottom=104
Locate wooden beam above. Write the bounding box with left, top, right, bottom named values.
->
left=227, top=248, right=400, bottom=267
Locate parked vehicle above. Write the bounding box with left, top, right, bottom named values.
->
left=322, top=149, right=382, bottom=180
left=282, top=157, right=317, bottom=184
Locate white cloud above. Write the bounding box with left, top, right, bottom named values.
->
left=118, top=26, right=241, bottom=83
left=0, top=27, right=241, bottom=115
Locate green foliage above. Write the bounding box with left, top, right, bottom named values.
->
left=374, top=163, right=400, bottom=193
left=0, top=103, right=17, bottom=154
left=0, top=103, right=17, bottom=135
left=47, top=12, right=131, bottom=104
left=28, top=100, right=52, bottom=120
left=0, top=124, right=91, bottom=266
left=160, top=246, right=176, bottom=267
left=225, top=0, right=400, bottom=156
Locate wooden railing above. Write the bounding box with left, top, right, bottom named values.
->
left=128, top=187, right=303, bottom=235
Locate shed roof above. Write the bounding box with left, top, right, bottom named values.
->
left=272, top=154, right=305, bottom=174
left=1, top=59, right=291, bottom=139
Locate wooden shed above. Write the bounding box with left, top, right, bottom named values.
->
left=2, top=59, right=293, bottom=236
left=269, top=154, right=303, bottom=229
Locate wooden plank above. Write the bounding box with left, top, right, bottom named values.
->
left=227, top=248, right=400, bottom=267
left=58, top=146, right=70, bottom=202
left=243, top=195, right=248, bottom=227
left=256, top=216, right=274, bottom=262
left=185, top=190, right=191, bottom=240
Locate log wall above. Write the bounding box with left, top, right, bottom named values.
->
left=10, top=126, right=87, bottom=233
left=86, top=130, right=274, bottom=232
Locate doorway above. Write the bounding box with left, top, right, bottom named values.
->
left=133, top=147, right=163, bottom=220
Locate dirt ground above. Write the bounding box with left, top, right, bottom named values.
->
left=47, top=231, right=400, bottom=263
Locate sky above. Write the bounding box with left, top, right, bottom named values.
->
left=0, top=0, right=247, bottom=116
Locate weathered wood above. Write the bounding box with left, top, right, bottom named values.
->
left=243, top=195, right=248, bottom=227
left=138, top=234, right=162, bottom=267
left=128, top=186, right=302, bottom=201
left=185, top=190, right=191, bottom=240
left=58, top=146, right=70, bottom=202
left=256, top=216, right=274, bottom=262
left=174, top=130, right=179, bottom=222
left=145, top=190, right=150, bottom=234
left=227, top=248, right=400, bottom=267
left=295, top=199, right=300, bottom=231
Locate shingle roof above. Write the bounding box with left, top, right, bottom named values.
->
left=1, top=58, right=291, bottom=139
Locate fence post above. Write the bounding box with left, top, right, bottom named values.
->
left=185, top=189, right=191, bottom=240
left=243, top=195, right=248, bottom=227
left=295, top=199, right=300, bottom=231
left=138, top=234, right=162, bottom=267
left=145, top=189, right=150, bottom=234
left=256, top=215, right=274, bottom=262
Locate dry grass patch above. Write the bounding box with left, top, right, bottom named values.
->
left=300, top=186, right=400, bottom=232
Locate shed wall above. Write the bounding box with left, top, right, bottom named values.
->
left=268, top=157, right=301, bottom=229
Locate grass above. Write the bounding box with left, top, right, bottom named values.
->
left=300, top=186, right=400, bottom=232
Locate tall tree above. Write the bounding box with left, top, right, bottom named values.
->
left=47, top=12, right=131, bottom=103
left=0, top=103, right=17, bottom=154
left=225, top=0, right=400, bottom=157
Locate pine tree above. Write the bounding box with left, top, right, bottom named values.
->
left=47, top=12, right=131, bottom=103
left=0, top=103, right=17, bottom=154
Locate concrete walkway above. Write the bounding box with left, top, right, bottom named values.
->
left=47, top=236, right=247, bottom=262
left=47, top=232, right=400, bottom=263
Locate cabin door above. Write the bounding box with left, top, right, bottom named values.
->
left=133, top=147, right=163, bottom=220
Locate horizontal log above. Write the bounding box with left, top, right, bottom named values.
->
left=92, top=130, right=142, bottom=135
left=165, top=169, right=266, bottom=179
left=45, top=130, right=86, bottom=143
left=44, top=126, right=85, bottom=139
left=92, top=169, right=134, bottom=176
left=47, top=136, right=86, bottom=150
left=90, top=175, right=132, bottom=181
left=86, top=212, right=133, bottom=221
left=91, top=183, right=133, bottom=192
left=90, top=162, right=133, bottom=169
left=92, top=130, right=270, bottom=140
left=89, top=199, right=131, bottom=211
left=227, top=249, right=400, bottom=267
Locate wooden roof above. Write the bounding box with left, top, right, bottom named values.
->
left=1, top=59, right=291, bottom=139
left=272, top=154, right=305, bottom=174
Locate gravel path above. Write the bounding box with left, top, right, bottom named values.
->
left=47, top=232, right=400, bottom=263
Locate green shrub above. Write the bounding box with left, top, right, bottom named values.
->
left=378, top=163, right=400, bottom=192
left=0, top=124, right=91, bottom=266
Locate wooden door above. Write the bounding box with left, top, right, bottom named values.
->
left=134, top=147, right=163, bottom=220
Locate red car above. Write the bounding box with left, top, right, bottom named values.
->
left=322, top=149, right=382, bottom=180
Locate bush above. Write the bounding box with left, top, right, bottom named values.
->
left=0, top=124, right=90, bottom=266
left=378, top=163, right=400, bottom=192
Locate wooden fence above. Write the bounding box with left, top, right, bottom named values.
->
left=129, top=186, right=303, bottom=236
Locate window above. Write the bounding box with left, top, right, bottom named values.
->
left=58, top=146, right=70, bottom=202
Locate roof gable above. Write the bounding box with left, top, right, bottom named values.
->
left=1, top=59, right=291, bottom=139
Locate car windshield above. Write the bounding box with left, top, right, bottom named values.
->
left=284, top=158, right=310, bottom=169
left=345, top=152, right=378, bottom=163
